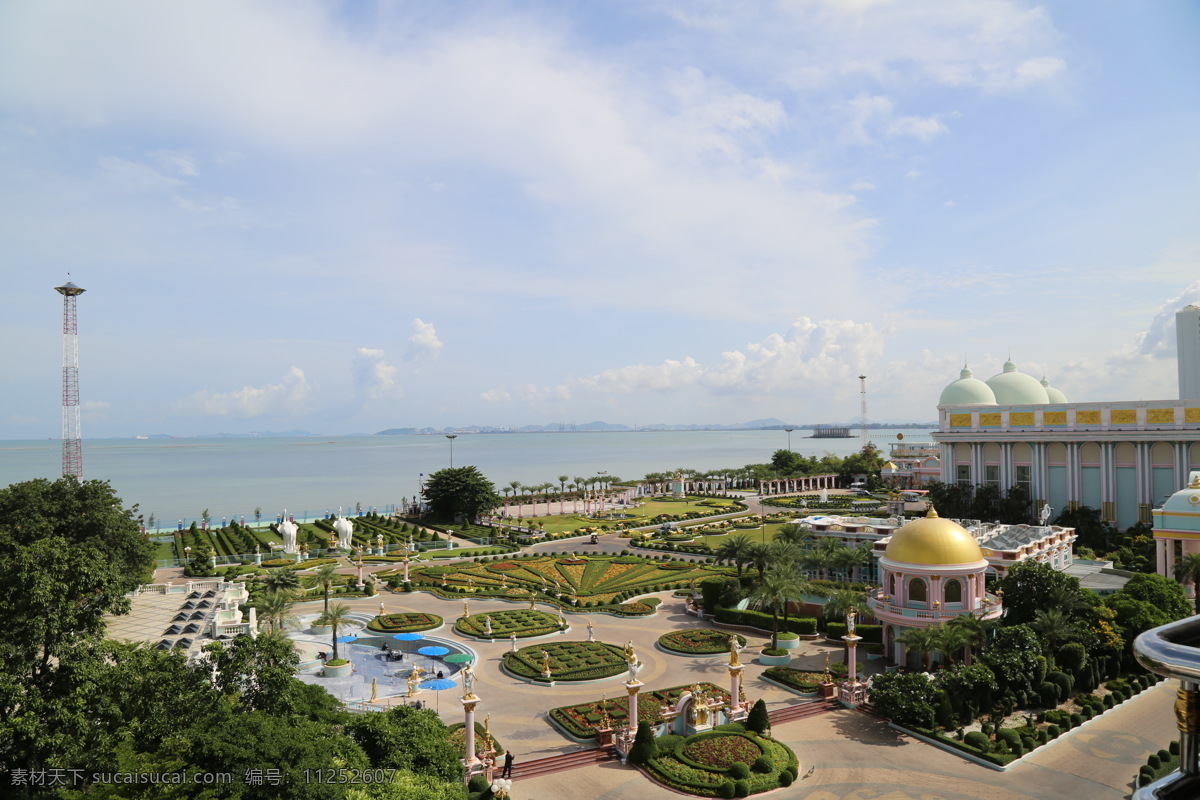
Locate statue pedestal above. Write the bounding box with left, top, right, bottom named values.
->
left=818, top=682, right=836, bottom=699
left=596, top=727, right=614, bottom=748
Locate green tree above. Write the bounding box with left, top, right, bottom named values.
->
left=947, top=614, right=1000, bottom=667
left=0, top=478, right=155, bottom=701
left=935, top=663, right=998, bottom=724
left=997, top=560, right=1083, bottom=626
left=745, top=698, right=770, bottom=734
left=344, top=706, right=465, bottom=783
left=929, top=622, right=974, bottom=667
left=318, top=603, right=355, bottom=663
left=204, top=633, right=301, bottom=716
left=306, top=563, right=342, bottom=613
left=262, top=567, right=302, bottom=597
left=628, top=721, right=658, bottom=765
left=746, top=541, right=772, bottom=581
left=981, top=625, right=1044, bottom=697
left=1053, top=505, right=1119, bottom=553
left=867, top=672, right=938, bottom=728
left=1030, top=608, right=1080, bottom=654
left=423, top=467, right=502, bottom=523
left=897, top=627, right=937, bottom=671
left=714, top=533, right=754, bottom=577
left=257, top=590, right=299, bottom=633
left=751, top=565, right=808, bottom=648
left=770, top=449, right=805, bottom=475
left=1120, top=572, right=1191, bottom=621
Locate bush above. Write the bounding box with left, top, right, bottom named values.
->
left=1046, top=724, right=1061, bottom=738
left=733, top=779, right=750, bottom=797
left=1037, top=682, right=1059, bottom=709
left=1171, top=740, right=1181, bottom=756
left=762, top=648, right=788, bottom=657
left=1148, top=753, right=1161, bottom=769
left=746, top=699, right=770, bottom=735
left=1069, top=713, right=1082, bottom=728
left=751, top=756, right=772, bottom=774
left=964, top=731, right=990, bottom=750
left=717, top=781, right=735, bottom=799
left=778, top=769, right=793, bottom=787
left=728, top=762, right=750, bottom=779
left=468, top=775, right=488, bottom=793
left=628, top=722, right=657, bottom=766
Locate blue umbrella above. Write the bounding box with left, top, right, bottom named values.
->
left=419, top=677, right=457, bottom=713
left=418, top=646, right=450, bottom=657
left=336, top=634, right=359, bottom=643
left=393, top=633, right=424, bottom=641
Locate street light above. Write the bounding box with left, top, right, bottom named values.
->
left=490, top=778, right=513, bottom=798
left=445, top=434, right=457, bottom=468
left=785, top=428, right=794, bottom=451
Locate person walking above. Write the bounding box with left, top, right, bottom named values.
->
left=501, top=751, right=514, bottom=778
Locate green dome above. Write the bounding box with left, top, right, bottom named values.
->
left=1041, top=377, right=1068, bottom=404
left=939, top=366, right=997, bottom=406
left=1161, top=474, right=1200, bottom=520
left=987, top=361, right=1049, bottom=405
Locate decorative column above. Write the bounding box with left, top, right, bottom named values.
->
left=626, top=679, right=643, bottom=735
left=462, top=694, right=481, bottom=766
left=356, top=560, right=365, bottom=589
left=248, top=606, right=259, bottom=638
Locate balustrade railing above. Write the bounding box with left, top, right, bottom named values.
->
left=1132, top=615, right=1200, bottom=799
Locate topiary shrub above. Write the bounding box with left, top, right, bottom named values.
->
left=468, top=775, right=489, bottom=793
left=628, top=722, right=658, bottom=766
left=1046, top=724, right=1061, bottom=738
left=733, top=779, right=750, bottom=798
left=728, top=762, right=751, bottom=780
left=751, top=756, right=772, bottom=774
left=717, top=780, right=735, bottom=799
left=1037, top=682, right=1059, bottom=709
left=746, top=699, right=770, bottom=735
left=1171, top=740, right=1181, bottom=756
left=1069, top=713, right=1082, bottom=727
left=964, top=731, right=990, bottom=750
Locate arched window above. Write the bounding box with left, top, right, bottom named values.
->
left=944, top=579, right=962, bottom=604
left=888, top=574, right=896, bottom=596
left=908, top=578, right=927, bottom=603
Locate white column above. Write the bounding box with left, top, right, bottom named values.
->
left=728, top=666, right=743, bottom=715
left=463, top=697, right=480, bottom=766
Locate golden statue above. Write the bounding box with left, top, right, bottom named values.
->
left=529, top=591, right=537, bottom=610
left=463, top=598, right=470, bottom=618
left=541, top=650, right=552, bottom=674
left=406, top=666, right=425, bottom=695
left=624, top=640, right=638, bottom=665
left=729, top=635, right=743, bottom=667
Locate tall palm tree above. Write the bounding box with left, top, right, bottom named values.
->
left=751, top=565, right=807, bottom=648
left=947, top=614, right=999, bottom=666
left=558, top=475, right=569, bottom=495
left=318, top=603, right=354, bottom=663
left=774, top=524, right=809, bottom=546
left=833, top=543, right=873, bottom=583
left=305, top=563, right=341, bottom=613
left=896, top=626, right=937, bottom=671
left=715, top=533, right=754, bottom=577
left=746, top=542, right=772, bottom=582
left=1046, top=584, right=1092, bottom=618
left=1175, top=553, right=1200, bottom=615
left=930, top=622, right=973, bottom=667
left=262, top=568, right=301, bottom=597
left=257, top=590, right=299, bottom=633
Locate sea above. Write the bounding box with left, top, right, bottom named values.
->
left=0, top=429, right=931, bottom=529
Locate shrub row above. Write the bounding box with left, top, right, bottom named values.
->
left=713, top=606, right=817, bottom=635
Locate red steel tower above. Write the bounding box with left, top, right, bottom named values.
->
left=55, top=281, right=86, bottom=478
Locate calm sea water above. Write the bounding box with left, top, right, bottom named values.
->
left=0, top=429, right=930, bottom=527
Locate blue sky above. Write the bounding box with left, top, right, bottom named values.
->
left=2, top=0, right=1198, bottom=437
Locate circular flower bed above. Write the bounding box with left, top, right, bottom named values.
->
left=558, top=557, right=587, bottom=565
left=366, top=612, right=443, bottom=633
left=455, top=609, right=564, bottom=639
left=659, top=630, right=747, bottom=655
left=682, top=734, right=762, bottom=769
left=550, top=683, right=729, bottom=739
left=502, top=641, right=628, bottom=683
left=489, top=562, right=521, bottom=571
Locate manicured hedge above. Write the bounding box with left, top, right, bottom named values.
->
left=713, top=607, right=816, bottom=635
left=659, top=630, right=747, bottom=655
left=503, top=641, right=628, bottom=682
left=365, top=612, right=443, bottom=633
left=455, top=610, right=564, bottom=639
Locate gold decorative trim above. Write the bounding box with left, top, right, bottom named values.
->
left=1044, top=411, right=1067, bottom=425
left=949, top=413, right=973, bottom=428
left=1147, top=408, right=1176, bottom=424
left=1110, top=409, right=1137, bottom=425
left=1010, top=412, right=1035, bottom=426
left=1186, top=408, right=1200, bottom=424
left=979, top=413, right=1001, bottom=427
left=1076, top=410, right=1101, bottom=425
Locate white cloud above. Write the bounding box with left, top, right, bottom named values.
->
left=176, top=367, right=311, bottom=417
left=406, top=319, right=443, bottom=360
left=352, top=348, right=400, bottom=401
left=481, top=389, right=511, bottom=403
left=845, top=94, right=949, bottom=145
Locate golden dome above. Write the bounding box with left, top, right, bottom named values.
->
left=883, top=507, right=984, bottom=565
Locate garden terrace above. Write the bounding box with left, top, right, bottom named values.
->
left=405, top=554, right=726, bottom=606
left=502, top=641, right=630, bottom=683
left=646, top=727, right=799, bottom=797
left=658, top=630, right=747, bottom=656
left=549, top=682, right=731, bottom=739
left=455, top=610, right=565, bottom=639
left=365, top=612, right=443, bottom=634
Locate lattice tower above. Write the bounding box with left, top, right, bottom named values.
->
left=55, top=281, right=86, bottom=478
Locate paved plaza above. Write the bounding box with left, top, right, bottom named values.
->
left=126, top=540, right=1177, bottom=800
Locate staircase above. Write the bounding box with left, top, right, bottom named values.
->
left=510, top=748, right=618, bottom=780
left=767, top=698, right=840, bottom=726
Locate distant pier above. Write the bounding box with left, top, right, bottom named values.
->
left=810, top=426, right=851, bottom=438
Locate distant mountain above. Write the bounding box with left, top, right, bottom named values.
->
left=204, top=430, right=317, bottom=438
left=373, top=417, right=933, bottom=435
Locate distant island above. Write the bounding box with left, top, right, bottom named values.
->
left=376, top=419, right=936, bottom=435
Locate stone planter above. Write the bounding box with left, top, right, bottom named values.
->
left=759, top=653, right=791, bottom=666
left=776, top=635, right=800, bottom=650
left=310, top=624, right=332, bottom=635
left=322, top=661, right=352, bottom=678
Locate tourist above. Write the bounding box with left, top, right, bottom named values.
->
left=501, top=751, right=514, bottom=778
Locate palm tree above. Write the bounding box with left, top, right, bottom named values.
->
left=257, top=590, right=299, bottom=633
left=318, top=603, right=354, bottom=663
left=774, top=524, right=809, bottom=546
left=930, top=622, right=973, bottom=667
left=824, top=589, right=871, bottom=663
left=1046, top=583, right=1093, bottom=618
left=751, top=565, right=807, bottom=648
left=947, top=614, right=999, bottom=666
left=1175, top=553, right=1200, bottom=615
left=833, top=543, right=873, bottom=583
left=715, top=533, right=754, bottom=577
left=746, top=542, right=772, bottom=582
left=305, top=563, right=341, bottom=613
left=262, top=568, right=301, bottom=597
left=896, top=626, right=937, bottom=671
left=1030, top=607, right=1080, bottom=654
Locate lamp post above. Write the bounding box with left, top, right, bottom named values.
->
left=785, top=428, right=794, bottom=451
left=445, top=434, right=457, bottom=468
left=490, top=778, right=512, bottom=799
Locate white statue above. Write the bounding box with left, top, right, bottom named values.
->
left=333, top=514, right=354, bottom=549
left=279, top=515, right=298, bottom=554
left=1039, top=503, right=1053, bottom=526
left=462, top=662, right=477, bottom=698
left=485, top=615, right=493, bottom=635
left=819, top=488, right=828, bottom=504
left=587, top=620, right=595, bottom=642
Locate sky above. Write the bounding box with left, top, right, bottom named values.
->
left=2, top=0, right=1199, bottom=438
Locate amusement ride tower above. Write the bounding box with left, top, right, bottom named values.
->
left=55, top=280, right=86, bottom=478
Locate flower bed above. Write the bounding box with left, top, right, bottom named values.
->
left=549, top=683, right=729, bottom=739
left=502, top=641, right=629, bottom=682
left=761, top=667, right=823, bottom=693
left=659, top=630, right=746, bottom=655
left=365, top=612, right=443, bottom=633
left=455, top=610, right=564, bottom=639
left=646, top=729, right=798, bottom=797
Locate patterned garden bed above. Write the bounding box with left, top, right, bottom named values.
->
left=760, top=667, right=824, bottom=694
left=549, top=682, right=730, bottom=739
left=659, top=630, right=746, bottom=655
left=455, top=610, right=565, bottom=639
left=647, top=728, right=799, bottom=797
left=365, top=612, right=443, bottom=633
left=502, top=641, right=629, bottom=683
